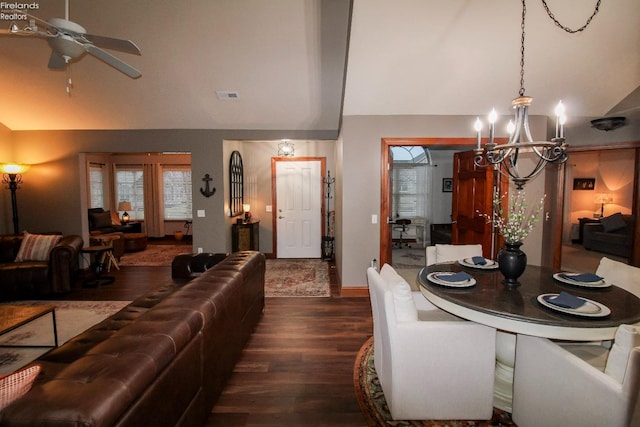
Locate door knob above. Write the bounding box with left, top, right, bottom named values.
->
left=278, top=216, right=285, bottom=219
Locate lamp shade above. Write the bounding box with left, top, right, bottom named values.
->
left=118, top=201, right=132, bottom=211
left=0, top=163, right=30, bottom=174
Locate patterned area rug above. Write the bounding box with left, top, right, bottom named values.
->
left=0, top=300, right=130, bottom=375
left=353, top=337, right=516, bottom=427
left=265, top=259, right=330, bottom=297
left=118, top=244, right=192, bottom=266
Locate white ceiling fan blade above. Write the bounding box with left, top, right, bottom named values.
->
left=82, top=34, right=141, bottom=55
left=48, top=50, right=67, bottom=69
left=85, top=44, right=141, bottom=78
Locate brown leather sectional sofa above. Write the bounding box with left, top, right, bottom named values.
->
left=0, top=233, right=83, bottom=301
left=0, top=251, right=266, bottom=427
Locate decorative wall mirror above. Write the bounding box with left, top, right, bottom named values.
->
left=229, top=150, right=244, bottom=217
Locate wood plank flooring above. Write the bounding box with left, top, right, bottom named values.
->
left=54, top=259, right=373, bottom=426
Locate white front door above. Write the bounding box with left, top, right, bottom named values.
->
left=275, top=160, right=322, bottom=258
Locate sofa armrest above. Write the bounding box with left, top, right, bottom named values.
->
left=49, top=235, right=83, bottom=293
left=583, top=223, right=604, bottom=249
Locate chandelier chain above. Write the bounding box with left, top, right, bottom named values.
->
left=519, top=0, right=526, bottom=96
left=540, top=0, right=602, bottom=34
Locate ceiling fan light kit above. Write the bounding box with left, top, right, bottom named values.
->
left=0, top=1, right=142, bottom=93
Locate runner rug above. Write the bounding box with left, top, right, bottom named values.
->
left=0, top=300, right=130, bottom=375
left=353, top=337, right=516, bottom=427
left=265, top=259, right=330, bottom=297
left=118, top=244, right=191, bottom=266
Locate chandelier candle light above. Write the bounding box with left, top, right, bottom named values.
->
left=473, top=0, right=601, bottom=190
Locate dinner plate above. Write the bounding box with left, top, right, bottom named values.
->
left=552, top=272, right=610, bottom=288
left=426, top=272, right=476, bottom=288
left=458, top=257, right=499, bottom=270
left=537, top=293, right=611, bottom=318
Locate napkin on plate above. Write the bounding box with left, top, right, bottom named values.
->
left=560, top=273, right=604, bottom=283
left=471, top=256, right=487, bottom=265
left=547, top=291, right=586, bottom=309
left=436, top=271, right=473, bottom=283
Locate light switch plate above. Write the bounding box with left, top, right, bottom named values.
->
left=371, top=214, right=378, bottom=224
left=266, top=205, right=272, bottom=212
left=197, top=209, right=205, bottom=217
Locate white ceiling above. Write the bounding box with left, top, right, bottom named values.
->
left=0, top=0, right=638, bottom=132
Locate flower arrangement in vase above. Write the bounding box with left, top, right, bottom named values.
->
left=481, top=191, right=546, bottom=286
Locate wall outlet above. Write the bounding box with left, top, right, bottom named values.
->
left=197, top=247, right=203, bottom=254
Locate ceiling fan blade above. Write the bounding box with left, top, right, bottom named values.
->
left=83, top=34, right=141, bottom=55
left=85, top=44, right=141, bottom=78
left=48, top=50, right=67, bottom=69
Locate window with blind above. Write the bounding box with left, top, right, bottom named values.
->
left=163, top=167, right=192, bottom=220
left=392, top=164, right=428, bottom=218
left=88, top=164, right=105, bottom=208
left=116, top=167, right=144, bottom=220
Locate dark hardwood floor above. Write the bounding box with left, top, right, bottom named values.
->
left=53, top=257, right=373, bottom=427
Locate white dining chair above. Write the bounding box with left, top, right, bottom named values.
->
left=596, top=256, right=640, bottom=298
left=512, top=326, right=640, bottom=427
left=367, top=264, right=496, bottom=420
left=425, top=244, right=483, bottom=266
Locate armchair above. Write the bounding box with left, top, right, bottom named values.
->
left=367, top=265, right=496, bottom=420
left=512, top=329, right=640, bottom=427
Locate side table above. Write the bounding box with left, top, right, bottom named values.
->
left=572, top=217, right=599, bottom=244
left=232, top=221, right=259, bottom=252
left=81, top=246, right=115, bottom=288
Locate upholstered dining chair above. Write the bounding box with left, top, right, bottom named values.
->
left=512, top=326, right=640, bottom=427
left=367, top=264, right=496, bottom=420
left=596, top=256, right=640, bottom=298
left=425, top=243, right=483, bottom=266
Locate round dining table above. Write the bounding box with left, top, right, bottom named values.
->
left=417, top=262, right=640, bottom=412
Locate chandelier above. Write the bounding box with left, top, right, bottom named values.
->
left=473, top=0, right=601, bottom=190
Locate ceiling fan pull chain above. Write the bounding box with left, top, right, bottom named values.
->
left=66, top=67, right=73, bottom=95
left=540, top=0, right=601, bottom=33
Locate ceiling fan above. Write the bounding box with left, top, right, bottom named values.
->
left=0, top=1, right=141, bottom=91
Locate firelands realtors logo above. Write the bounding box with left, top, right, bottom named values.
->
left=0, top=2, right=40, bottom=20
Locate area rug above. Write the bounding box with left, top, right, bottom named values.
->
left=0, top=300, right=130, bottom=375
left=353, top=337, right=516, bottom=427
left=392, top=248, right=426, bottom=268
left=118, top=244, right=192, bottom=266
left=265, top=259, right=330, bottom=297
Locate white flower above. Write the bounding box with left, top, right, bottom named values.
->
left=480, top=191, right=545, bottom=244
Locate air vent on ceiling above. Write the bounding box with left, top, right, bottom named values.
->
left=216, top=91, right=240, bottom=100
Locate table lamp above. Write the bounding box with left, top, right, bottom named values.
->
left=595, top=193, right=612, bottom=218
left=243, top=204, right=251, bottom=222
left=118, top=201, right=132, bottom=223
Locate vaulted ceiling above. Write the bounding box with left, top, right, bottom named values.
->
left=0, top=0, right=638, bottom=132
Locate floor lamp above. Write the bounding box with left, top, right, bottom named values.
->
left=0, top=163, right=30, bottom=235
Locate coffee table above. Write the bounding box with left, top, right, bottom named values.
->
left=0, top=305, right=58, bottom=348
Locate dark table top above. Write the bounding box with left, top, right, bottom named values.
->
left=418, top=263, right=640, bottom=340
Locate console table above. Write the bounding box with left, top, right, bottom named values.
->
left=232, top=221, right=260, bottom=252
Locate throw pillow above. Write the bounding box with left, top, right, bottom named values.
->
left=14, top=232, right=62, bottom=262
left=379, top=264, right=417, bottom=322
left=92, top=211, right=112, bottom=229
left=110, top=211, right=122, bottom=226
left=0, top=364, right=41, bottom=410
left=600, top=212, right=627, bottom=233
left=604, top=324, right=640, bottom=383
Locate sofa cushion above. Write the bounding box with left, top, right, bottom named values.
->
left=600, top=212, right=627, bottom=233
left=14, top=233, right=62, bottom=262
left=604, top=324, right=640, bottom=383
left=0, top=365, right=41, bottom=410
left=380, top=264, right=417, bottom=322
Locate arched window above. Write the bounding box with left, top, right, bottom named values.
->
left=229, top=151, right=244, bottom=217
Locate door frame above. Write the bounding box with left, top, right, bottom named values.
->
left=380, top=138, right=478, bottom=267
left=271, top=156, right=326, bottom=258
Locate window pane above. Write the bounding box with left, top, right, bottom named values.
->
left=163, top=168, right=192, bottom=220
left=116, top=168, right=144, bottom=220
left=88, top=165, right=104, bottom=208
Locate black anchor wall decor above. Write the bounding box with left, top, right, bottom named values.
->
left=200, top=174, right=216, bottom=197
